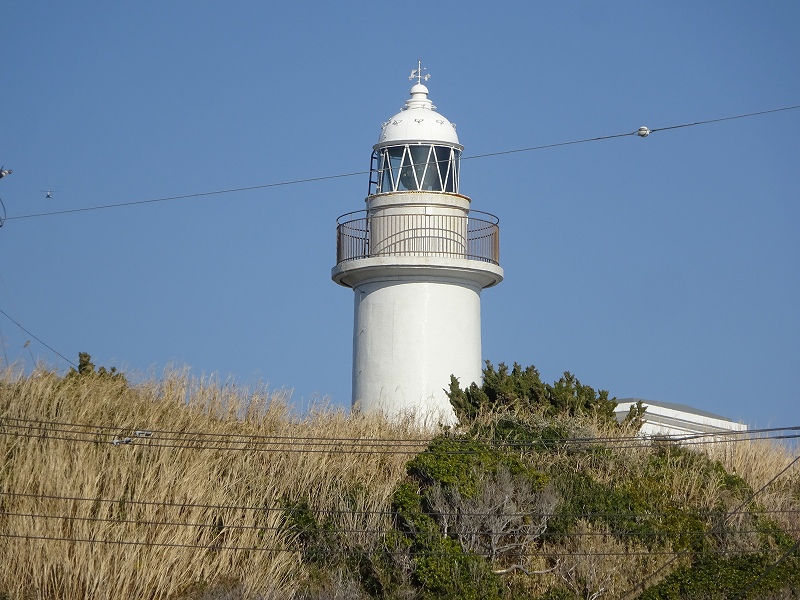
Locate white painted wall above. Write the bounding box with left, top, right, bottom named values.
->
left=351, top=277, right=483, bottom=427
left=615, top=399, right=747, bottom=439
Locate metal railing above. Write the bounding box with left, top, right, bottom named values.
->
left=336, top=211, right=500, bottom=265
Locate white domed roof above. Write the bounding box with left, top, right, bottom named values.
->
left=377, top=83, right=461, bottom=148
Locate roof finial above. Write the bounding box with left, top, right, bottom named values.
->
left=409, top=60, right=430, bottom=85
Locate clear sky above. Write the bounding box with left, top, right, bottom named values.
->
left=1, top=2, right=798, bottom=430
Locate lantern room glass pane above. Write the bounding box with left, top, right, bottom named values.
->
left=385, top=147, right=404, bottom=191
left=411, top=145, right=439, bottom=191
left=375, top=144, right=460, bottom=193
left=434, top=146, right=452, bottom=192
left=451, top=149, right=461, bottom=193
left=398, top=147, right=417, bottom=191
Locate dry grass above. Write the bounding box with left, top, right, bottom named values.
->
left=706, top=437, right=800, bottom=533
left=0, top=365, right=432, bottom=599
left=1, top=365, right=798, bottom=599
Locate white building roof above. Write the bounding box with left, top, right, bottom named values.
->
left=377, top=83, right=461, bottom=148
left=615, top=397, right=747, bottom=438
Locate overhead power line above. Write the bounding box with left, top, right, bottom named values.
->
left=5, top=530, right=796, bottom=558
left=4, top=104, right=799, bottom=223
left=5, top=414, right=798, bottom=444
left=3, top=490, right=798, bottom=522
left=465, top=104, right=800, bottom=160
left=731, top=538, right=800, bottom=600
left=2, top=104, right=797, bottom=365
left=2, top=415, right=799, bottom=453
left=0, top=307, right=77, bottom=368
left=621, top=453, right=800, bottom=599
left=1, top=510, right=797, bottom=543
left=4, top=171, right=369, bottom=222
left=2, top=425, right=799, bottom=455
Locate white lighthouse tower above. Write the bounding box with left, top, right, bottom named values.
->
left=332, top=65, right=503, bottom=426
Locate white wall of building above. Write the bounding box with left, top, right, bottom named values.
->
left=351, top=277, right=482, bottom=426
left=616, top=399, right=747, bottom=439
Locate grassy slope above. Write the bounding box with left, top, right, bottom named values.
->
left=0, top=365, right=798, bottom=599
left=0, top=365, right=429, bottom=599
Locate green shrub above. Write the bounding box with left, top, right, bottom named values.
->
left=447, top=361, right=617, bottom=426
left=66, top=351, right=127, bottom=382
left=390, top=480, right=503, bottom=599
left=639, top=547, right=800, bottom=599
left=406, top=436, right=546, bottom=498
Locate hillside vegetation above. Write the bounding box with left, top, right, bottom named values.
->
left=0, top=357, right=798, bottom=599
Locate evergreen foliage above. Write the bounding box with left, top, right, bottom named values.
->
left=66, top=351, right=127, bottom=382
left=638, top=546, right=800, bottom=599
left=446, top=361, right=617, bottom=425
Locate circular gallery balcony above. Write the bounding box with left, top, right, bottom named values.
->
left=335, top=210, right=500, bottom=265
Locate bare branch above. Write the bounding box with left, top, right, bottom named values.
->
left=493, top=559, right=560, bottom=576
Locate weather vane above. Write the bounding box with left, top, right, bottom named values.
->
left=409, top=60, right=430, bottom=84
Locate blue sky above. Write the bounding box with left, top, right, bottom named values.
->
left=1, top=2, right=798, bottom=430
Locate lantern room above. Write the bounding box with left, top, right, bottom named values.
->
left=369, top=82, right=463, bottom=195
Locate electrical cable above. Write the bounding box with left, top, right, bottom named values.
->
left=462, top=104, right=800, bottom=161
left=0, top=307, right=77, bottom=368
left=731, top=538, right=800, bottom=600
left=2, top=171, right=370, bottom=222
left=2, top=490, right=798, bottom=522
left=3, top=104, right=799, bottom=224
left=461, top=131, right=637, bottom=161
left=649, top=105, right=800, bottom=134
left=0, top=533, right=768, bottom=558
left=1, top=106, right=797, bottom=585
left=0, top=428, right=429, bottom=455
left=3, top=421, right=799, bottom=454
left=2, top=508, right=798, bottom=540
left=620, top=453, right=800, bottom=599
left=0, top=415, right=432, bottom=446
left=3, top=415, right=798, bottom=450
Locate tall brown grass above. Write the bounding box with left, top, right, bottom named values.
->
left=1, top=365, right=798, bottom=599
left=0, top=365, right=431, bottom=599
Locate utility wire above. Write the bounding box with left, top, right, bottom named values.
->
left=2, top=490, right=798, bottom=522
left=3, top=419, right=799, bottom=454
left=3, top=171, right=369, bottom=222
left=461, top=131, right=636, bottom=161
left=650, top=105, right=800, bottom=133
left=4, top=530, right=790, bottom=557
left=463, top=104, right=800, bottom=161
left=731, top=538, right=800, bottom=600
left=621, top=453, right=800, bottom=599
left=0, top=274, right=51, bottom=366
left=2, top=424, right=798, bottom=454
left=2, top=508, right=798, bottom=540
left=0, top=307, right=77, bottom=368
left=4, top=415, right=797, bottom=448
left=4, top=104, right=799, bottom=223
left=0, top=415, right=431, bottom=446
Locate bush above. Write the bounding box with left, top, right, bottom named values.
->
left=66, top=351, right=127, bottom=382
left=391, top=480, right=503, bottom=599
left=446, top=362, right=617, bottom=426
left=639, top=547, right=800, bottom=599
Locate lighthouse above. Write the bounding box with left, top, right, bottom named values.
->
left=332, top=65, right=503, bottom=426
